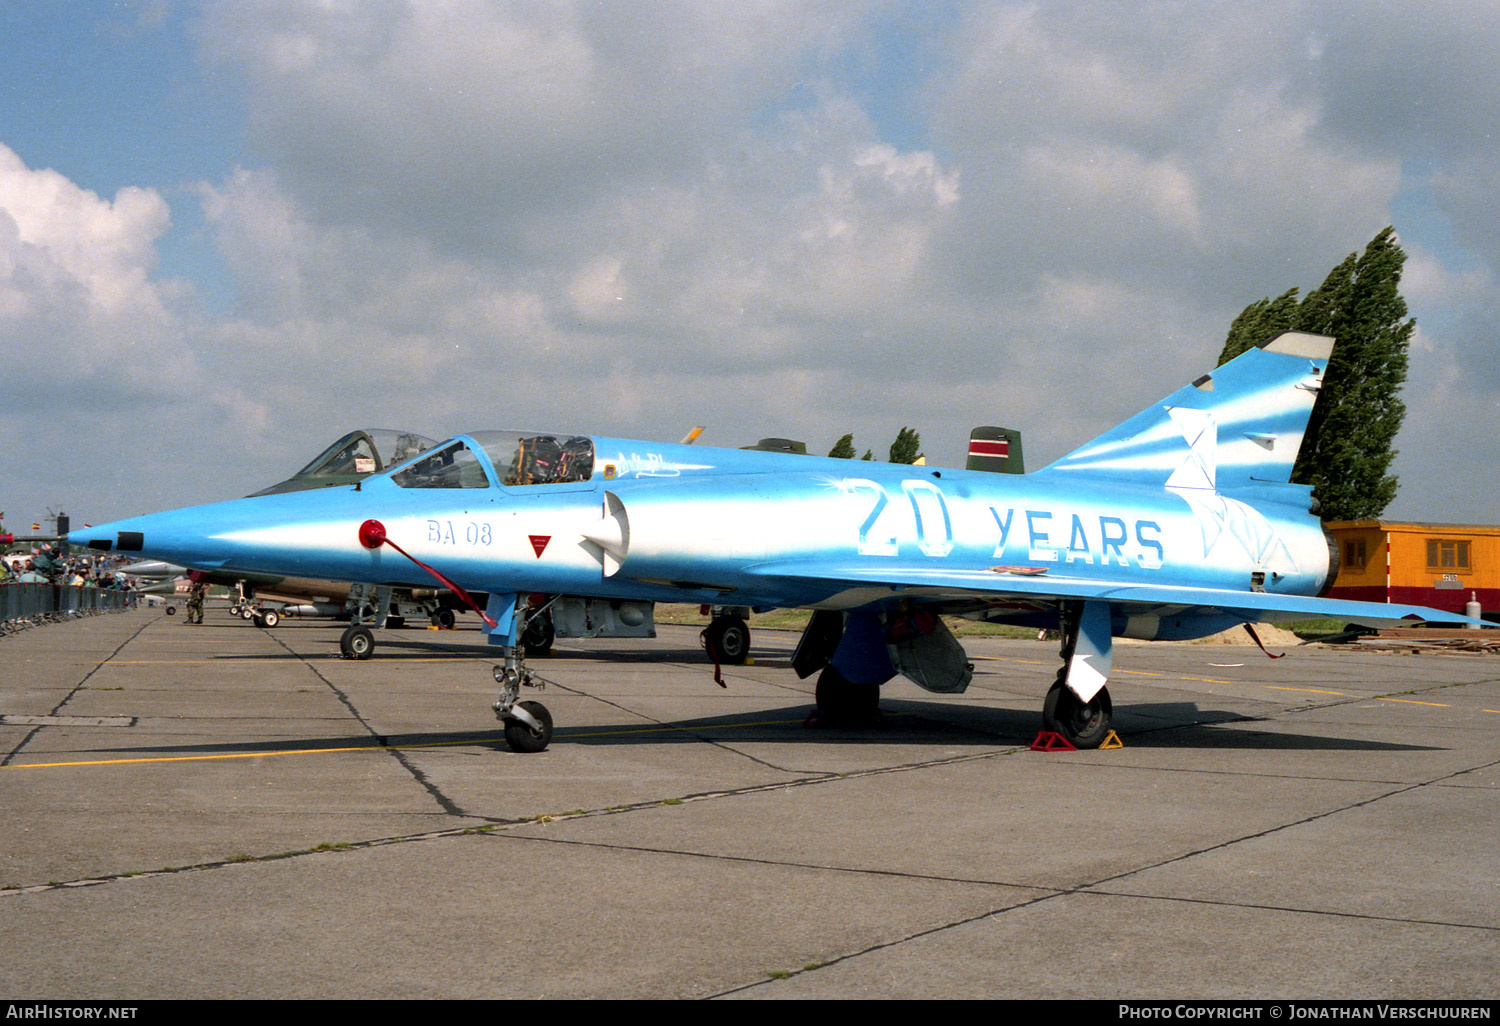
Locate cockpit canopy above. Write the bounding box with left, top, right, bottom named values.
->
left=390, top=431, right=595, bottom=489
left=252, top=429, right=439, bottom=496
left=297, top=429, right=437, bottom=479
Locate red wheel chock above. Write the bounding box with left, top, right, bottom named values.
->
left=1030, top=729, right=1124, bottom=751
left=1030, top=731, right=1077, bottom=751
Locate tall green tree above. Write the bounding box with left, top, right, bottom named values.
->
left=827, top=434, right=856, bottom=459
left=1217, top=287, right=1302, bottom=363
left=1216, top=227, right=1412, bottom=521
left=888, top=427, right=922, bottom=465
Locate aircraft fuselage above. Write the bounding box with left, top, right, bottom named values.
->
left=80, top=436, right=1332, bottom=631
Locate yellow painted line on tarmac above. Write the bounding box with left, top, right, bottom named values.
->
left=1378, top=697, right=1450, bottom=707
left=104, top=660, right=301, bottom=667
left=361, top=658, right=503, bottom=665
left=971, top=655, right=1230, bottom=684
left=7, top=736, right=500, bottom=770
left=1, top=718, right=809, bottom=771
left=129, top=645, right=276, bottom=654
left=1268, top=686, right=1350, bottom=696
left=6, top=746, right=385, bottom=770
left=1107, top=669, right=1232, bottom=685
left=138, top=637, right=273, bottom=642
left=133, top=643, right=278, bottom=647
left=106, top=656, right=481, bottom=665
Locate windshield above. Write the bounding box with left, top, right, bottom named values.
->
left=390, top=440, right=491, bottom=489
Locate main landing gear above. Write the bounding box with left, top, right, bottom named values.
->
left=1040, top=600, right=1114, bottom=749
left=1042, top=677, right=1113, bottom=748
left=702, top=613, right=750, bottom=665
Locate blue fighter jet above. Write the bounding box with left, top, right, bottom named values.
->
left=72, top=333, right=1484, bottom=752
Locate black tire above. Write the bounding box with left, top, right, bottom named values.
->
left=165, top=606, right=176, bottom=616
left=705, top=616, right=751, bottom=665
left=814, top=665, right=880, bottom=725
left=340, top=624, right=375, bottom=660
left=1042, top=681, right=1112, bottom=749
left=503, top=701, right=553, bottom=753
left=522, top=612, right=554, bottom=656
left=431, top=608, right=457, bottom=629
left=260, top=609, right=280, bottom=628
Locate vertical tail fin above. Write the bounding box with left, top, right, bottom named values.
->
left=1034, top=332, right=1333, bottom=498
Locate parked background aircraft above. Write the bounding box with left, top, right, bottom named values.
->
left=117, top=558, right=457, bottom=630
left=72, top=333, right=1484, bottom=753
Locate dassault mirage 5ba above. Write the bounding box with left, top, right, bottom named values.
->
left=73, top=333, right=1484, bottom=753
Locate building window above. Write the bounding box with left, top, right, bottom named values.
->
left=1426, top=539, right=1471, bottom=572
left=1344, top=539, right=1367, bottom=570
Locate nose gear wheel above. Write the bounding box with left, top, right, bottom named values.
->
left=491, top=647, right=554, bottom=752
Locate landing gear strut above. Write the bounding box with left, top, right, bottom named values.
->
left=492, top=644, right=554, bottom=753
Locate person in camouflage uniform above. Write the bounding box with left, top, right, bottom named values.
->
left=186, top=580, right=207, bottom=624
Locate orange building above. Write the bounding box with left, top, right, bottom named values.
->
left=1324, top=521, right=1500, bottom=619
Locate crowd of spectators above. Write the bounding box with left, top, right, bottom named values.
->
left=0, top=547, right=138, bottom=590
left=1, top=544, right=148, bottom=633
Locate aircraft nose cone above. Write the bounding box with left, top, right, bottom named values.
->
left=69, top=528, right=145, bottom=554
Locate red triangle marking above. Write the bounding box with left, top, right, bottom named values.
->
left=528, top=535, right=550, bottom=558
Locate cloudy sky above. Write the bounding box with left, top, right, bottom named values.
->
left=2, top=0, right=1497, bottom=534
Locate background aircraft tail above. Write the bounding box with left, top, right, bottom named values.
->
left=1034, top=332, right=1333, bottom=504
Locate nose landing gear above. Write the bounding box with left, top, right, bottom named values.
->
left=491, top=643, right=554, bottom=753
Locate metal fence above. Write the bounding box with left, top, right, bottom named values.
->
left=1, top=582, right=134, bottom=635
